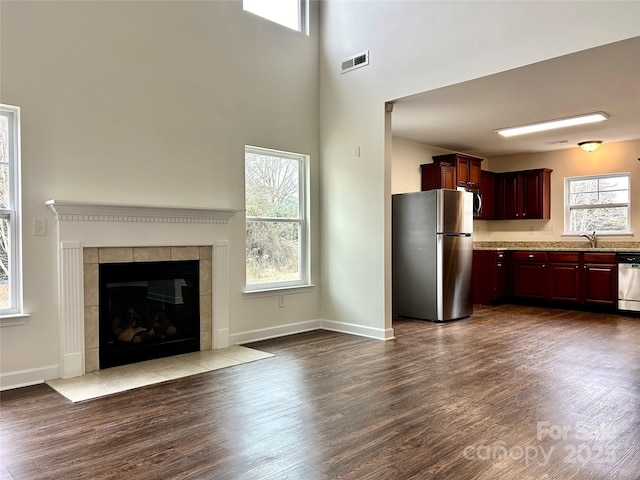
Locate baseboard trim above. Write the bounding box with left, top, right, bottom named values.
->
left=231, top=319, right=323, bottom=345
left=0, top=364, right=60, bottom=391
left=320, top=319, right=395, bottom=341
left=231, top=318, right=395, bottom=345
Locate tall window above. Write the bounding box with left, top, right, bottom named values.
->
left=565, top=173, right=631, bottom=234
left=0, top=104, right=23, bottom=316
left=245, top=146, right=308, bottom=290
left=243, top=0, right=308, bottom=34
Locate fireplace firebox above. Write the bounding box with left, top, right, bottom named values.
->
left=99, top=260, right=200, bottom=369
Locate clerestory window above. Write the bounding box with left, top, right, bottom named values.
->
left=243, top=0, right=308, bottom=34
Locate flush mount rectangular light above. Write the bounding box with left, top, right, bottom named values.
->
left=495, top=112, right=609, bottom=137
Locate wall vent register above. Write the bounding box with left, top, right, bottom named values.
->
left=341, top=50, right=369, bottom=74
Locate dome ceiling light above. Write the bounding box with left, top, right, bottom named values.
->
left=578, top=141, right=603, bottom=152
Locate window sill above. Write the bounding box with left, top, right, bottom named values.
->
left=562, top=232, right=634, bottom=238
left=243, top=284, right=316, bottom=298
left=0, top=313, right=30, bottom=327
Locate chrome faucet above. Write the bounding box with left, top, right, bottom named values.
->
left=581, top=231, right=597, bottom=248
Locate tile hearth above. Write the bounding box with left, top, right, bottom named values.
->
left=46, top=346, right=273, bottom=403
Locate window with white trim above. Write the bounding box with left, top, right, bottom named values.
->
left=565, top=173, right=631, bottom=234
left=243, top=0, right=308, bottom=34
left=245, top=146, right=309, bottom=290
left=0, top=104, right=23, bottom=316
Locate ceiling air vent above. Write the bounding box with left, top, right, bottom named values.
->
left=341, top=50, right=369, bottom=74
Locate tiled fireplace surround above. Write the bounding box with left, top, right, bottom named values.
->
left=83, top=245, right=213, bottom=373
left=47, top=200, right=237, bottom=379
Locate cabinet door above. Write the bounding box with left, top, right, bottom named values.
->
left=502, top=173, right=520, bottom=219
left=522, top=169, right=551, bottom=220
left=582, top=263, right=617, bottom=306
left=468, top=159, right=482, bottom=188
left=495, top=253, right=508, bottom=299
left=480, top=171, right=495, bottom=219
left=514, top=262, right=547, bottom=299
left=548, top=263, right=580, bottom=303
left=421, top=163, right=456, bottom=190
left=441, top=165, right=456, bottom=189
left=456, top=156, right=470, bottom=187
left=522, top=171, right=541, bottom=219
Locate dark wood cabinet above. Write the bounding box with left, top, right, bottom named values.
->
left=420, top=162, right=456, bottom=190
left=512, top=251, right=547, bottom=299
left=547, top=252, right=581, bottom=303
left=499, top=172, right=519, bottom=219
left=496, top=169, right=552, bottom=220
left=431, top=153, right=483, bottom=190
left=505, top=250, right=617, bottom=309
left=479, top=171, right=496, bottom=219
left=472, top=250, right=508, bottom=305
left=581, top=253, right=617, bottom=306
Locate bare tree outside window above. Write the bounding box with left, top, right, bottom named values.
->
left=566, top=174, right=630, bottom=233
left=0, top=114, right=11, bottom=308
left=245, top=148, right=306, bottom=288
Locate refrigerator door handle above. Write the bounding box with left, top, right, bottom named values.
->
left=440, top=233, right=472, bottom=237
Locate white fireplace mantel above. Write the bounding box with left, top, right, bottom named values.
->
left=46, top=199, right=238, bottom=224
left=47, top=199, right=237, bottom=379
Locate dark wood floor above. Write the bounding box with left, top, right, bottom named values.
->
left=2, top=305, right=640, bottom=479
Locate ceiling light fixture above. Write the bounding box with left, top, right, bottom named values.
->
left=578, top=140, right=602, bottom=152
left=495, top=112, right=609, bottom=137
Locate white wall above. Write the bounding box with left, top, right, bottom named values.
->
left=0, top=0, right=321, bottom=387
left=319, top=1, right=640, bottom=337
left=390, top=137, right=454, bottom=194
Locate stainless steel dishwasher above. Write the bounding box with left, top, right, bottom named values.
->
left=618, top=253, right=640, bottom=312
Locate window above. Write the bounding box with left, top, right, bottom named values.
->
left=243, top=0, right=308, bottom=34
left=245, top=146, right=309, bottom=291
left=0, top=104, right=24, bottom=318
left=565, top=173, right=631, bottom=234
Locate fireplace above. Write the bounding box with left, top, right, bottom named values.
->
left=46, top=199, right=236, bottom=379
left=99, top=260, right=200, bottom=368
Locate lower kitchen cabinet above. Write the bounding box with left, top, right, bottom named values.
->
left=582, top=253, right=617, bottom=306
left=547, top=253, right=581, bottom=303
left=472, top=250, right=508, bottom=305
left=474, top=250, right=619, bottom=311
left=512, top=251, right=547, bottom=299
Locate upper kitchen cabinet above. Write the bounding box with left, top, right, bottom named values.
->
left=420, top=162, right=456, bottom=190
left=479, top=170, right=496, bottom=219
left=496, top=168, right=552, bottom=220
left=431, top=153, right=483, bottom=190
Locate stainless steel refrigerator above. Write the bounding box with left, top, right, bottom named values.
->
left=392, top=189, right=473, bottom=322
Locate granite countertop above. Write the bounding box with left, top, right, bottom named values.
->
left=473, top=241, right=640, bottom=253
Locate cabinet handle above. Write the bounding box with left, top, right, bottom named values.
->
left=497, top=263, right=502, bottom=267
left=528, top=254, right=534, bottom=258
left=542, top=264, right=546, bottom=268
left=575, top=265, right=579, bottom=269
left=516, top=213, right=519, bottom=217
left=584, top=265, right=587, bottom=269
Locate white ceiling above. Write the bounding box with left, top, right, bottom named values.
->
left=391, top=37, right=640, bottom=159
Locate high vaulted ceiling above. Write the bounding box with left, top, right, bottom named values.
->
left=391, top=37, right=640, bottom=159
